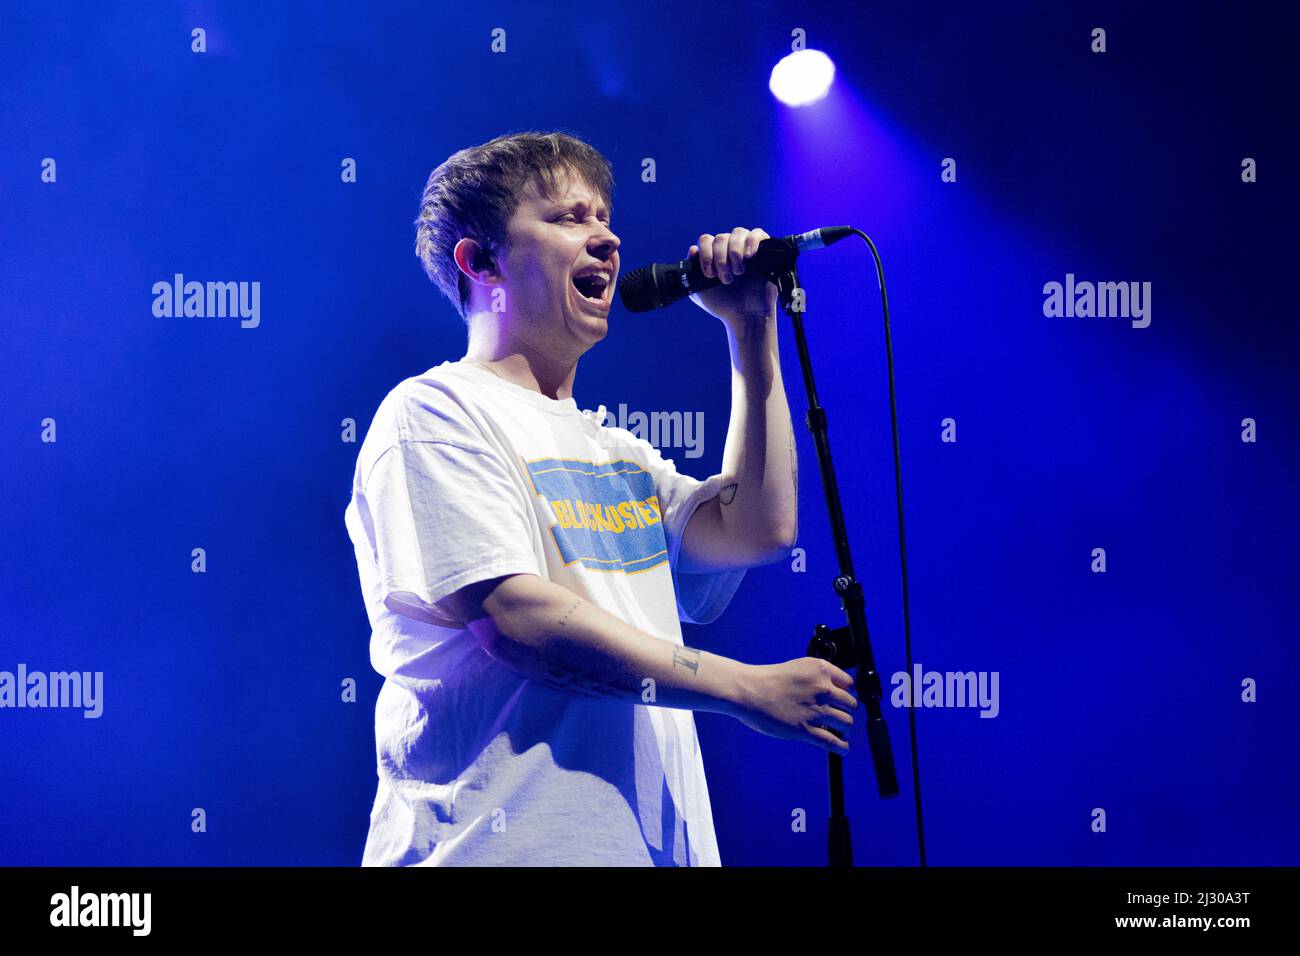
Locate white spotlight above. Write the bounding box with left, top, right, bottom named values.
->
left=769, top=49, right=836, bottom=107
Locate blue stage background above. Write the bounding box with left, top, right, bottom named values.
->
left=2, top=0, right=1296, bottom=865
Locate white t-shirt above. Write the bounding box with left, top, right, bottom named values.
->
left=344, top=359, right=746, bottom=866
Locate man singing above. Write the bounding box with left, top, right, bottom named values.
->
left=344, top=131, right=857, bottom=866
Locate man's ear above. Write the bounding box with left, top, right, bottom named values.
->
left=453, top=237, right=495, bottom=282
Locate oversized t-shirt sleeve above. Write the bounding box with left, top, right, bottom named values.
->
left=362, top=396, right=543, bottom=629
left=637, top=443, right=747, bottom=626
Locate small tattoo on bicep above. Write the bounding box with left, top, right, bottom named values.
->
left=673, top=646, right=700, bottom=674
left=788, top=429, right=798, bottom=496
left=719, top=483, right=738, bottom=506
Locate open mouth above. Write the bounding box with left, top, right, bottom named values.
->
left=572, top=273, right=610, bottom=303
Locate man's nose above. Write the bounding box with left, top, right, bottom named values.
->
left=591, top=226, right=620, bottom=258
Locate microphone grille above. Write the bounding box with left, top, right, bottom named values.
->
left=616, top=267, right=658, bottom=313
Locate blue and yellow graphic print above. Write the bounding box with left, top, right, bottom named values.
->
left=523, top=457, right=668, bottom=574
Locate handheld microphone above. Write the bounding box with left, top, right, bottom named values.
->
left=617, top=226, right=854, bottom=313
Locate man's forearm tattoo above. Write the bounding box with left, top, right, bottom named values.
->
left=539, top=656, right=642, bottom=700
left=672, top=646, right=700, bottom=675
left=556, top=598, right=582, bottom=630
left=536, top=596, right=646, bottom=699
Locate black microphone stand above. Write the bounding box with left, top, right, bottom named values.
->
left=769, top=262, right=900, bottom=868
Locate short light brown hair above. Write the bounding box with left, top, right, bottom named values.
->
left=414, top=130, right=615, bottom=322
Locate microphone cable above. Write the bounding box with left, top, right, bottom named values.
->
left=851, top=229, right=927, bottom=867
